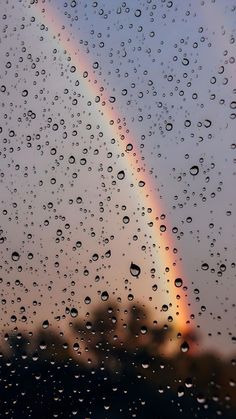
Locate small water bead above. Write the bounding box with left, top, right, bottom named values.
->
left=182, top=58, right=189, bottom=66
left=138, top=180, right=145, bottom=187
left=85, top=322, right=92, bottom=330
left=69, top=155, right=75, bottom=164
left=175, top=278, right=183, bottom=288
left=181, top=341, right=189, bottom=353
left=201, top=263, right=209, bottom=271
left=141, top=362, right=150, bottom=369
left=185, top=377, right=193, bottom=388
left=177, top=387, right=185, bottom=397
left=197, top=395, right=206, bottom=404
left=39, top=342, right=47, bottom=350
left=160, top=225, right=166, bottom=232
left=126, top=144, right=133, bottom=152
left=134, top=9, right=141, bottom=17
left=165, top=123, right=173, bottom=131
left=130, top=262, right=141, bottom=278
left=220, top=264, right=226, bottom=272
left=117, top=170, right=125, bottom=180
left=11, top=251, right=20, bottom=261
left=76, top=197, right=82, bottom=204
left=204, top=119, right=212, bottom=128
left=70, top=308, right=78, bottom=318
left=140, top=326, right=148, bottom=334
left=84, top=296, right=91, bottom=304
left=123, top=216, right=130, bottom=224
left=101, top=291, right=109, bottom=301
left=190, top=165, right=199, bottom=176
left=73, top=342, right=80, bottom=351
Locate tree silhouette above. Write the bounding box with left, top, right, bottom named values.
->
left=33, top=328, right=71, bottom=362
left=0, top=302, right=235, bottom=418
left=5, top=331, right=30, bottom=360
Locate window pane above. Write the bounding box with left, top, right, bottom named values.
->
left=0, top=0, right=235, bottom=417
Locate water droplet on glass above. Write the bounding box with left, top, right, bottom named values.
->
left=117, top=170, right=125, bottom=180
left=181, top=341, right=189, bottom=353
left=175, top=278, right=183, bottom=288
left=70, top=308, right=78, bottom=318
left=101, top=291, right=109, bottom=301
left=201, top=263, right=209, bottom=271
left=42, top=320, right=49, bottom=329
left=190, top=165, right=199, bottom=176
left=11, top=251, right=20, bottom=261
left=130, top=262, right=141, bottom=278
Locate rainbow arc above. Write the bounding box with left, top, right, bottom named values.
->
left=33, top=0, right=193, bottom=335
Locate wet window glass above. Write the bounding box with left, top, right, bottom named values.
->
left=0, top=0, right=236, bottom=417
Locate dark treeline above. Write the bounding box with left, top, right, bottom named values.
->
left=1, top=302, right=236, bottom=418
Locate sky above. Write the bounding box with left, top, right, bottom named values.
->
left=0, top=0, right=236, bottom=355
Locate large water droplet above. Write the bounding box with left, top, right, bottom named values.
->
left=130, top=262, right=141, bottom=278
left=70, top=308, right=78, bottom=318
left=101, top=291, right=109, bottom=301
left=175, top=278, right=183, bottom=287
left=117, top=170, right=125, bottom=180
left=190, top=165, right=199, bottom=176
left=11, top=251, right=20, bottom=261
left=181, top=341, right=189, bottom=353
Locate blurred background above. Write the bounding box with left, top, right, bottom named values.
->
left=0, top=0, right=236, bottom=417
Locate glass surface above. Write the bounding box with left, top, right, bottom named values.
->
left=0, top=0, right=236, bottom=417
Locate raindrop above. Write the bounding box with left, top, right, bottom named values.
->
left=84, top=296, right=91, bottom=304
left=130, top=262, right=141, bottom=278
left=138, top=180, right=145, bottom=187
left=190, top=165, right=199, bottom=176
left=70, top=308, right=78, bottom=318
left=42, top=320, right=49, bottom=329
left=181, top=341, right=189, bottom=353
left=201, top=263, right=209, bottom=271
left=101, top=291, right=109, bottom=301
left=182, top=58, right=189, bottom=66
left=123, top=216, right=130, bottom=224
left=11, top=251, right=20, bottom=261
left=117, top=170, right=125, bottom=180
left=135, top=9, right=141, bottom=17
left=165, top=123, right=173, bottom=131
left=126, top=144, right=133, bottom=152
left=140, top=326, right=148, bottom=334
left=175, top=278, right=183, bottom=288
left=69, top=155, right=75, bottom=164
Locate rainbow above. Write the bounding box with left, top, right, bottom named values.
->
left=32, top=0, right=193, bottom=335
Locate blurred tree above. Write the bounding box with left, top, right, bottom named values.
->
left=33, top=328, right=71, bottom=362
left=6, top=331, right=30, bottom=360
